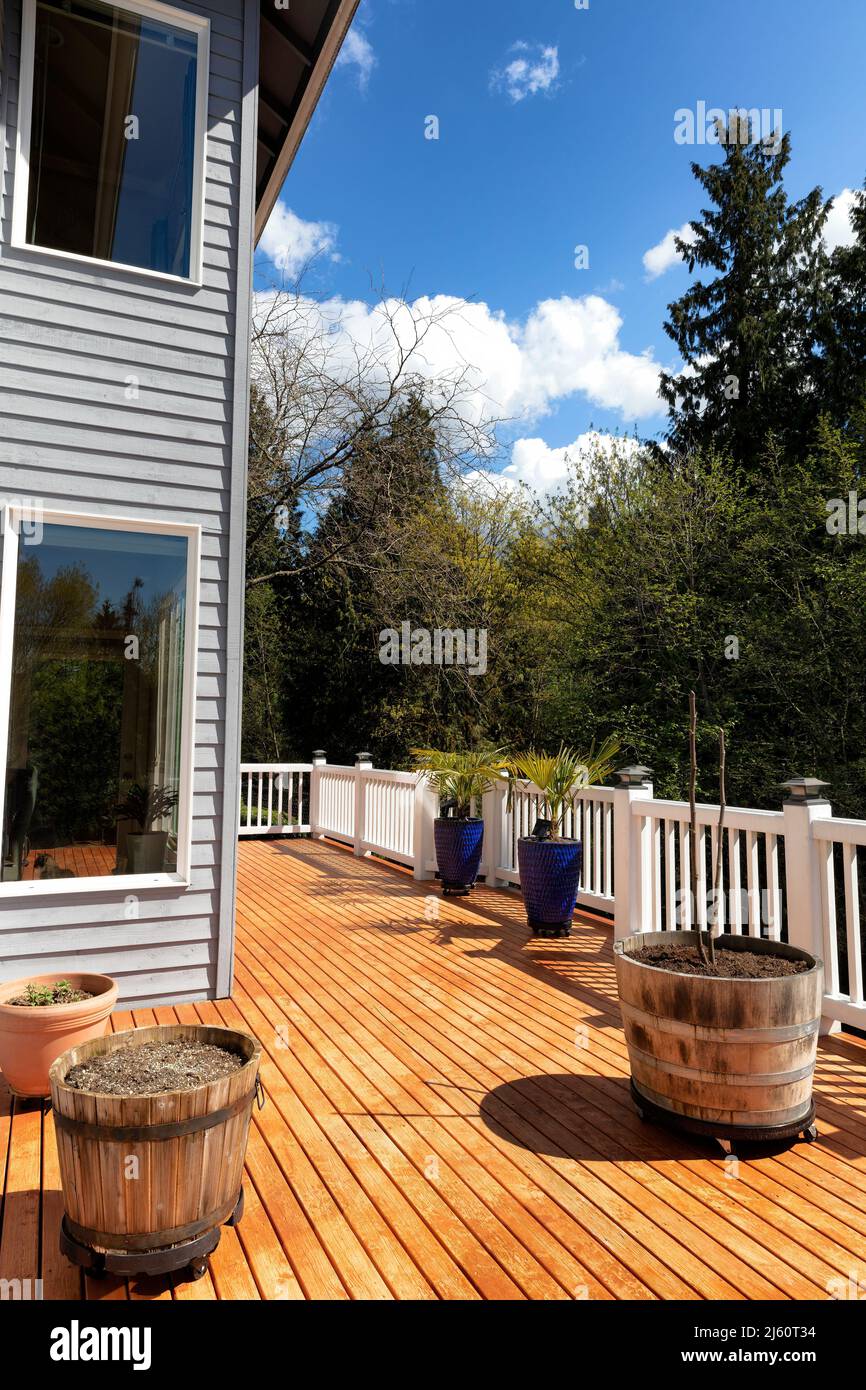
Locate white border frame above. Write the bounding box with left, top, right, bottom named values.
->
left=12, top=0, right=210, bottom=286
left=0, top=506, right=200, bottom=897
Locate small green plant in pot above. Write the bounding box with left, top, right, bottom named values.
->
left=411, top=748, right=508, bottom=895
left=114, top=782, right=179, bottom=874
left=509, top=738, right=619, bottom=938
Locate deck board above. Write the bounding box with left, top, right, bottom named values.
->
left=2, top=835, right=866, bottom=1300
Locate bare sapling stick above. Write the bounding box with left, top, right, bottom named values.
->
left=689, top=691, right=709, bottom=964
left=710, top=728, right=726, bottom=966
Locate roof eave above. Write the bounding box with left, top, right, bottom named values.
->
left=254, top=0, right=360, bottom=244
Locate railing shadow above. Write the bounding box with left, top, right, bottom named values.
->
left=270, top=838, right=625, bottom=1012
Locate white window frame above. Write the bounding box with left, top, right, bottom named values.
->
left=0, top=506, right=200, bottom=897
left=11, top=0, right=210, bottom=286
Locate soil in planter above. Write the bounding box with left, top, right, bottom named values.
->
left=630, top=942, right=809, bottom=979
left=65, top=1040, right=244, bottom=1096
left=8, top=981, right=93, bottom=1006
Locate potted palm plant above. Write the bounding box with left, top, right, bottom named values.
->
left=614, top=693, right=822, bottom=1148
left=411, top=748, right=508, bottom=895
left=114, top=782, right=179, bottom=873
left=509, top=738, right=620, bottom=937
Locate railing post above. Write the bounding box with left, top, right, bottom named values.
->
left=309, top=750, right=326, bottom=839
left=480, top=782, right=508, bottom=888
left=354, top=752, right=372, bottom=857
left=412, top=776, right=437, bottom=881
left=780, top=776, right=838, bottom=1035
left=613, top=766, right=654, bottom=941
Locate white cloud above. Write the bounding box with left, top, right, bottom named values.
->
left=503, top=432, right=640, bottom=491
left=335, top=27, right=376, bottom=92
left=254, top=291, right=664, bottom=424
left=465, top=432, right=641, bottom=499
left=257, top=205, right=339, bottom=278
left=824, top=188, right=858, bottom=253
left=491, top=42, right=559, bottom=103
left=642, top=222, right=697, bottom=280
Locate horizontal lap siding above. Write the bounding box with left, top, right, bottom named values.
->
left=0, top=0, right=252, bottom=1006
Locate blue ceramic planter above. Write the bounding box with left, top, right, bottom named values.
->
left=434, top=817, right=484, bottom=894
left=517, top=837, right=582, bottom=935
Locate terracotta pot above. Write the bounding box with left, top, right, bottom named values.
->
left=0, top=972, right=118, bottom=1098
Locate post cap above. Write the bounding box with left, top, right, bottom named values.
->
left=615, top=764, right=653, bottom=787
left=355, top=751, right=373, bottom=764
left=779, top=776, right=831, bottom=803
left=311, top=750, right=326, bottom=760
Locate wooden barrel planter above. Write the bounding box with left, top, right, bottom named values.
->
left=49, top=1023, right=263, bottom=1280
left=614, top=932, right=823, bottom=1146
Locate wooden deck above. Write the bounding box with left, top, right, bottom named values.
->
left=19, top=844, right=117, bottom=880
left=3, top=835, right=866, bottom=1301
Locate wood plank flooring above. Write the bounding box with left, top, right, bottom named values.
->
left=2, top=836, right=866, bottom=1300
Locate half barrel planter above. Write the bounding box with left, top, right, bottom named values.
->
left=50, top=1022, right=263, bottom=1281
left=614, top=931, right=822, bottom=1145
left=433, top=816, right=484, bottom=895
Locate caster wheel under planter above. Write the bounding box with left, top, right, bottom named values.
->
left=225, top=1186, right=245, bottom=1227
left=802, top=1123, right=819, bottom=1144
left=530, top=922, right=571, bottom=939
left=188, top=1257, right=209, bottom=1282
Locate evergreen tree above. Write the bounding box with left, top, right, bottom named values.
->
left=819, top=181, right=866, bottom=429
left=659, top=123, right=832, bottom=467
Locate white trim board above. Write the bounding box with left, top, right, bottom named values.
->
left=0, top=505, right=201, bottom=899
left=11, top=0, right=210, bottom=285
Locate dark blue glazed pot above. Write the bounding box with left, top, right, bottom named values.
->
left=517, top=837, right=582, bottom=935
left=434, top=817, right=484, bottom=894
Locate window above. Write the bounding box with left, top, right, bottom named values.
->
left=0, top=510, right=199, bottom=892
left=13, top=0, right=209, bottom=280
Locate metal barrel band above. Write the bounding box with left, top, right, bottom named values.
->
left=63, top=1193, right=240, bottom=1253
left=53, top=1086, right=257, bottom=1143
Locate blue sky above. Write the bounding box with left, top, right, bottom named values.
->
left=255, top=0, right=866, bottom=489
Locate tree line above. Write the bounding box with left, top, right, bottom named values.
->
left=243, top=123, right=866, bottom=813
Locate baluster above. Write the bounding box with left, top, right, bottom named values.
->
left=767, top=833, right=781, bottom=940
left=605, top=802, right=614, bottom=899
left=697, top=825, right=707, bottom=929
left=678, top=821, right=690, bottom=929
left=819, top=840, right=840, bottom=997
left=594, top=799, right=602, bottom=894
left=729, top=827, right=742, bottom=933
left=746, top=830, right=759, bottom=936
left=844, top=844, right=864, bottom=1006
left=664, top=819, right=676, bottom=931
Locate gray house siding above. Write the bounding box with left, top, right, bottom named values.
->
left=0, top=0, right=257, bottom=1007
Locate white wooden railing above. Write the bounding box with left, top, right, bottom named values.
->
left=629, top=797, right=786, bottom=937
left=239, top=764, right=311, bottom=836
left=811, top=818, right=866, bottom=1029
left=310, top=756, right=432, bottom=869
left=238, top=757, right=866, bottom=1033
